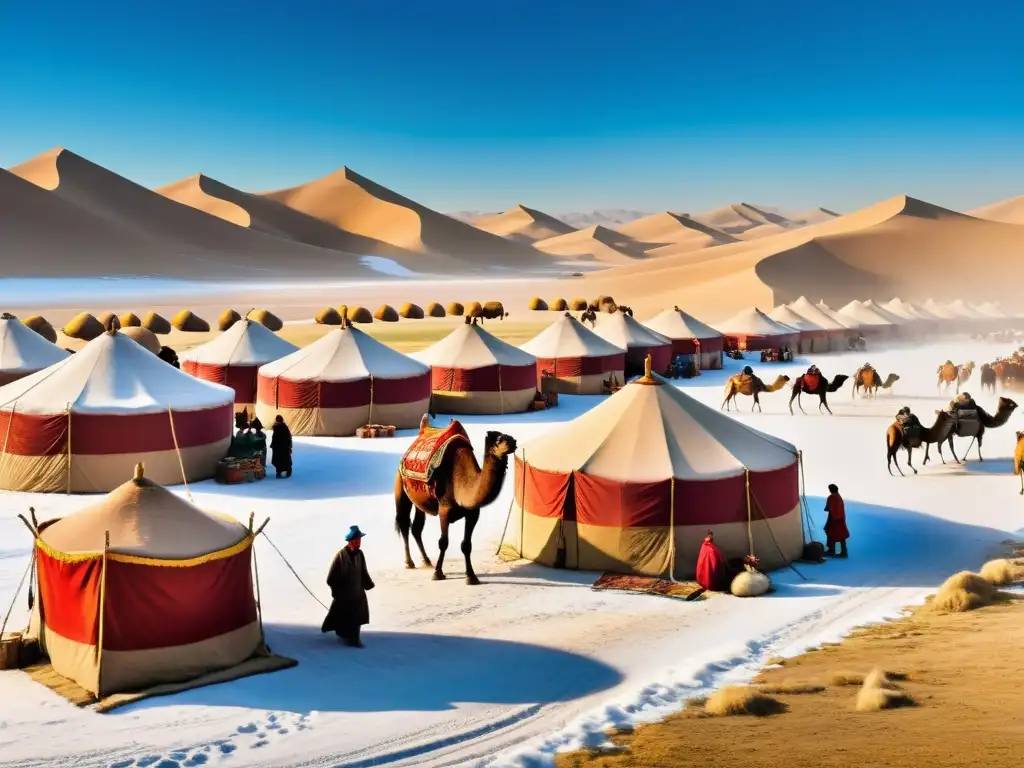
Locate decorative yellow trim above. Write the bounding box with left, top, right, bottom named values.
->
left=36, top=535, right=253, bottom=568
left=35, top=537, right=103, bottom=564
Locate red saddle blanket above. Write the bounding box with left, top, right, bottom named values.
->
left=802, top=372, right=820, bottom=391
left=399, top=420, right=471, bottom=491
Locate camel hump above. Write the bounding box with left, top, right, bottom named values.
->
left=400, top=420, right=471, bottom=485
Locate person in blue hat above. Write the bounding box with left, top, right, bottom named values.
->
left=321, top=525, right=375, bottom=647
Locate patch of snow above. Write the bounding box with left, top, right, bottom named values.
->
left=357, top=256, right=420, bottom=278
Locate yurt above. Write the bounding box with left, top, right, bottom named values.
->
left=644, top=307, right=724, bottom=370
left=862, top=300, right=912, bottom=334
left=413, top=323, right=537, bottom=414
left=786, top=297, right=851, bottom=351
left=768, top=305, right=828, bottom=354
left=835, top=301, right=896, bottom=338
left=502, top=360, right=805, bottom=577
left=921, top=298, right=959, bottom=322
left=180, top=318, right=299, bottom=410
left=591, top=311, right=673, bottom=378
left=0, top=328, right=234, bottom=493
left=24, top=465, right=290, bottom=704
left=0, top=313, right=70, bottom=386
left=520, top=313, right=625, bottom=394
left=256, top=325, right=432, bottom=435
left=717, top=307, right=800, bottom=352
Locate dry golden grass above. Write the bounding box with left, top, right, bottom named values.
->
left=855, top=668, right=915, bottom=712
left=118, top=311, right=141, bottom=327
left=63, top=312, right=104, bottom=341
left=763, top=657, right=786, bottom=667
left=551, top=297, right=568, bottom=311
left=929, top=571, right=1004, bottom=613
left=347, top=306, right=373, bottom=324
left=757, top=683, right=825, bottom=695
left=701, top=686, right=786, bottom=717
left=217, top=309, right=240, bottom=331
left=829, top=671, right=865, bottom=686
left=315, top=307, right=342, bottom=325
left=249, top=308, right=283, bottom=331
left=142, top=311, right=172, bottom=335
left=426, top=302, right=446, bottom=318
left=447, top=301, right=464, bottom=316
left=22, top=315, right=57, bottom=343
left=171, top=309, right=209, bottom=332
left=979, top=558, right=1024, bottom=586
left=399, top=302, right=424, bottom=320
left=374, top=304, right=399, bottom=322
left=529, top=297, right=548, bottom=311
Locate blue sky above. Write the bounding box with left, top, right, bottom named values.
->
left=2, top=1, right=1023, bottom=214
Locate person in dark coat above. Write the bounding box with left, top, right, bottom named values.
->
left=270, top=415, right=293, bottom=478
left=824, top=483, right=849, bottom=558
left=321, top=526, right=375, bottom=647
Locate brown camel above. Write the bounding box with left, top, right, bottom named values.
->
left=980, top=363, right=997, bottom=394
left=394, top=424, right=517, bottom=584
left=789, top=371, right=849, bottom=415
left=579, top=308, right=597, bottom=327
left=945, top=397, right=1018, bottom=462
left=852, top=366, right=899, bottom=398
left=722, top=372, right=790, bottom=412
left=1014, top=430, right=1024, bottom=495
left=937, top=361, right=972, bottom=394
left=886, top=411, right=957, bottom=476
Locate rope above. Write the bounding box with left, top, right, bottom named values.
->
left=66, top=405, right=72, bottom=495
left=797, top=451, right=815, bottom=541
left=368, top=375, right=375, bottom=426
left=744, top=469, right=754, bottom=557
left=0, top=554, right=33, bottom=640
left=0, top=399, right=15, bottom=482
left=749, top=492, right=806, bottom=581
left=667, top=477, right=677, bottom=582
left=167, top=406, right=193, bottom=503
left=259, top=531, right=330, bottom=611
left=253, top=534, right=266, bottom=643
left=97, top=532, right=110, bottom=685
left=496, top=456, right=519, bottom=556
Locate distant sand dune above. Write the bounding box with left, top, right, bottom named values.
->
left=969, top=195, right=1024, bottom=225
left=616, top=212, right=737, bottom=253
left=533, top=224, right=646, bottom=264
left=472, top=205, right=576, bottom=243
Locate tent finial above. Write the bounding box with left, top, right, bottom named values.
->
left=134, top=462, right=144, bottom=480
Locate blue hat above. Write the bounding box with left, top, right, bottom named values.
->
left=345, top=525, right=366, bottom=542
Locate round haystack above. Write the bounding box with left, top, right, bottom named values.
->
left=63, top=312, right=105, bottom=341
left=337, top=305, right=348, bottom=321
left=570, top=298, right=588, bottom=311
left=930, top=570, right=1002, bottom=613
left=347, top=306, right=373, bottom=324
left=375, top=304, right=400, bottom=322
left=142, top=312, right=172, bottom=335
left=731, top=569, right=772, bottom=597
left=118, top=312, right=141, bottom=328
left=248, top=309, right=283, bottom=332
left=97, top=312, right=118, bottom=330
left=315, top=307, right=343, bottom=325
left=172, top=309, right=210, bottom=333
left=979, top=558, right=1024, bottom=585
left=120, top=326, right=162, bottom=354
left=550, top=298, right=568, bottom=311
left=528, top=297, right=548, bottom=311
left=427, top=302, right=446, bottom=318
left=594, top=295, right=618, bottom=313
left=400, top=303, right=425, bottom=320
left=467, top=301, right=484, bottom=318
left=447, top=302, right=465, bottom=316
left=23, top=315, right=57, bottom=344
left=218, top=309, right=241, bottom=331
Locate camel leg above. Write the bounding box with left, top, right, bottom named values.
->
left=1019, top=464, right=1023, bottom=495
left=820, top=393, right=832, bottom=415
left=976, top=432, right=983, bottom=462
left=411, top=508, right=432, bottom=568
left=788, top=388, right=797, bottom=415
left=394, top=473, right=415, bottom=569
left=462, top=510, right=481, bottom=585
left=947, top=435, right=961, bottom=464
left=752, top=393, right=761, bottom=412
left=887, top=444, right=903, bottom=476
left=433, top=509, right=451, bottom=581
left=906, top=446, right=917, bottom=475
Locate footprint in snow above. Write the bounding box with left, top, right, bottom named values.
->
left=235, top=723, right=259, bottom=734
left=183, top=756, right=209, bottom=767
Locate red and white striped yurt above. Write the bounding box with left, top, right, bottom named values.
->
left=768, top=305, right=829, bottom=354
left=502, top=362, right=805, bottom=577
left=644, top=307, right=724, bottom=370
left=520, top=313, right=625, bottom=394
left=26, top=465, right=282, bottom=701
left=718, top=307, right=800, bottom=352
left=0, top=312, right=69, bottom=386
left=413, top=323, right=537, bottom=414
left=180, top=318, right=298, bottom=410
left=786, top=297, right=851, bottom=351
left=0, top=328, right=233, bottom=493
left=255, top=326, right=432, bottom=435
left=592, top=312, right=673, bottom=377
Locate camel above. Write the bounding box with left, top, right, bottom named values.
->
left=980, top=363, right=997, bottom=394
left=886, top=411, right=957, bottom=476
left=395, top=422, right=517, bottom=584
left=1014, top=431, right=1024, bottom=495
left=945, top=397, right=1018, bottom=462
left=788, top=370, right=849, bottom=415
left=722, top=371, right=790, bottom=412
left=937, top=361, right=973, bottom=393
left=852, top=365, right=899, bottom=398
left=579, top=308, right=598, bottom=327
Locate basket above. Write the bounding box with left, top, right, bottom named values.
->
left=356, top=424, right=396, bottom=438
left=1, top=632, right=23, bottom=670
left=216, top=457, right=265, bottom=484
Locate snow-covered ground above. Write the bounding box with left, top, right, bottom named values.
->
left=1, top=339, right=1022, bottom=768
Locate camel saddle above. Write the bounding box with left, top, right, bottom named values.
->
left=895, top=414, right=922, bottom=440
left=802, top=371, right=821, bottom=391
left=399, top=420, right=471, bottom=497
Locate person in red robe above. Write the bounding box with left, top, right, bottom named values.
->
left=824, top=484, right=849, bottom=558
left=695, top=530, right=730, bottom=591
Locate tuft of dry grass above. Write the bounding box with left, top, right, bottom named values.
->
left=829, top=671, right=865, bottom=687
left=118, top=311, right=142, bottom=328
left=930, top=571, right=1004, bottom=613
left=63, top=312, right=104, bottom=341
left=171, top=309, right=209, bottom=332
left=758, top=684, right=825, bottom=695
left=979, top=559, right=1024, bottom=586
left=703, top=686, right=787, bottom=717
left=142, top=311, right=172, bottom=335
left=764, top=657, right=786, bottom=667
left=855, top=668, right=915, bottom=712
left=347, top=306, right=373, bottom=324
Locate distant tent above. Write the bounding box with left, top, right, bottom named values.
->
left=0, top=313, right=69, bottom=385
left=520, top=314, right=625, bottom=394
left=717, top=307, right=799, bottom=352
left=644, top=308, right=724, bottom=370
left=768, top=305, right=828, bottom=354
left=591, top=312, right=673, bottom=378
left=835, top=301, right=896, bottom=338
left=786, top=297, right=851, bottom=350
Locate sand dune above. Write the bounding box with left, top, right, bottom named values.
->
left=688, top=203, right=795, bottom=235
left=557, top=209, right=648, bottom=228
left=969, top=195, right=1024, bottom=224
left=616, top=212, right=737, bottom=253
left=472, top=205, right=575, bottom=243
left=261, top=167, right=556, bottom=270
left=532, top=224, right=647, bottom=264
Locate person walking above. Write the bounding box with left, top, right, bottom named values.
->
left=270, top=414, right=293, bottom=479
left=321, top=526, right=375, bottom=647
left=824, top=484, right=849, bottom=558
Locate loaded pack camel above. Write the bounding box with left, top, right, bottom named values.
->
left=852, top=365, right=899, bottom=398
left=788, top=369, right=849, bottom=415
left=1015, top=431, right=1024, bottom=494
left=722, top=369, right=790, bottom=412
left=944, top=397, right=1018, bottom=462
left=937, top=361, right=973, bottom=394
left=979, top=363, right=997, bottom=394
left=886, top=411, right=957, bottom=476
left=395, top=418, right=517, bottom=584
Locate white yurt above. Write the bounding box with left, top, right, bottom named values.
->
left=785, top=297, right=852, bottom=351
left=835, top=300, right=896, bottom=338
left=643, top=307, right=724, bottom=370
left=256, top=325, right=432, bottom=435
left=767, top=305, right=828, bottom=354
left=591, top=312, right=673, bottom=377
left=520, top=313, right=625, bottom=394
left=717, top=307, right=800, bottom=352
left=0, top=312, right=70, bottom=386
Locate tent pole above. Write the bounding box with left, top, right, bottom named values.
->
left=0, top=398, right=16, bottom=483
left=252, top=535, right=266, bottom=646
left=744, top=469, right=754, bottom=557
left=495, top=455, right=517, bottom=557
left=668, top=477, right=677, bottom=582
left=499, top=367, right=504, bottom=416
left=0, top=552, right=33, bottom=641
left=97, top=531, right=110, bottom=695
left=65, top=405, right=72, bottom=495
left=368, top=375, right=375, bottom=426
left=167, top=406, right=193, bottom=503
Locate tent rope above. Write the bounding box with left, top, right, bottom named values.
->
left=251, top=518, right=266, bottom=643
left=0, top=398, right=15, bottom=482
left=0, top=553, right=33, bottom=640
left=667, top=477, right=677, bottom=582
left=797, top=451, right=815, bottom=542
left=749, top=491, right=806, bottom=581
left=66, top=405, right=72, bottom=495
left=97, top=531, right=110, bottom=687
left=167, top=406, right=193, bottom=503
left=368, top=375, right=375, bottom=426
left=495, top=455, right=519, bottom=557
left=259, top=531, right=330, bottom=611
left=744, top=469, right=755, bottom=557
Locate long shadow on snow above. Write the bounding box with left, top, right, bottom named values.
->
left=117, top=627, right=623, bottom=716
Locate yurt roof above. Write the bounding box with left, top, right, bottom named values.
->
left=904, top=301, right=945, bottom=321
left=519, top=373, right=797, bottom=482
left=259, top=326, right=429, bottom=382
left=592, top=312, right=673, bottom=350
left=519, top=314, right=625, bottom=358
left=920, top=299, right=959, bottom=320
left=717, top=307, right=797, bottom=337
left=861, top=299, right=909, bottom=325
left=643, top=308, right=723, bottom=341
left=836, top=300, right=894, bottom=327
left=786, top=297, right=849, bottom=331
left=412, top=323, right=536, bottom=369
left=39, top=466, right=248, bottom=558
left=945, top=299, right=985, bottom=319
left=880, top=297, right=922, bottom=321
left=815, top=301, right=860, bottom=329
left=768, top=304, right=824, bottom=332
left=0, top=314, right=70, bottom=372
left=0, top=330, right=234, bottom=416
left=179, top=318, right=298, bottom=366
